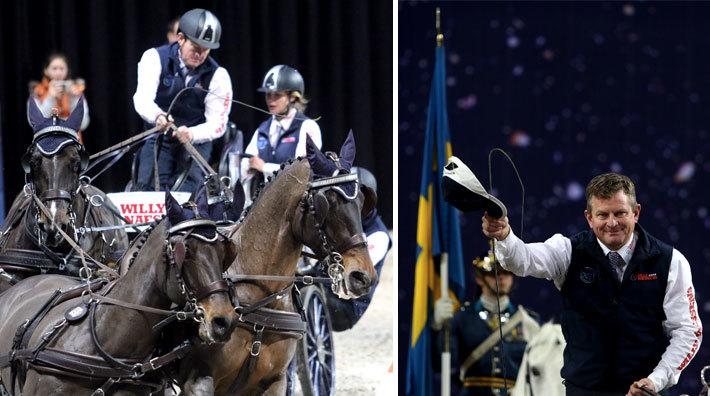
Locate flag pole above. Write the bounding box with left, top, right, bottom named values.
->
left=435, top=9, right=452, bottom=396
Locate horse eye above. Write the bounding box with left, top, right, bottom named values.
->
left=531, top=367, right=541, bottom=376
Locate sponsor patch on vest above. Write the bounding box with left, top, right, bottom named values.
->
left=281, top=136, right=296, bottom=143
left=257, top=136, right=268, bottom=149
left=580, top=266, right=597, bottom=284
left=630, top=273, right=658, bottom=281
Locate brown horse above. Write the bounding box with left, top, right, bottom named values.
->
left=177, top=132, right=378, bottom=395
left=0, top=190, right=239, bottom=395
left=0, top=98, right=128, bottom=292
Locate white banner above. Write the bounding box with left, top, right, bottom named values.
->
left=107, top=192, right=191, bottom=228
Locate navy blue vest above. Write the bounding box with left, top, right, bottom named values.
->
left=561, top=226, right=671, bottom=391
left=254, top=112, right=307, bottom=164
left=152, top=43, right=218, bottom=128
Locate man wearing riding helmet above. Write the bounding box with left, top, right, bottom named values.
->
left=433, top=248, right=540, bottom=395
left=320, top=166, right=392, bottom=331
left=133, top=8, right=232, bottom=192
left=240, top=64, right=321, bottom=203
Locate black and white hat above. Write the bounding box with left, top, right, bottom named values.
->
left=441, top=156, right=507, bottom=218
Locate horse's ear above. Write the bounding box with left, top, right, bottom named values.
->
left=64, top=96, right=84, bottom=133
left=222, top=239, right=238, bottom=271
left=27, top=98, right=45, bottom=130
left=229, top=182, right=246, bottom=220
left=361, top=184, right=377, bottom=218
left=338, top=130, right=356, bottom=171
left=306, top=134, right=332, bottom=176
left=194, top=184, right=209, bottom=216
left=165, top=190, right=185, bottom=224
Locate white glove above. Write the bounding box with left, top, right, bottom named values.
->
left=432, top=297, right=454, bottom=330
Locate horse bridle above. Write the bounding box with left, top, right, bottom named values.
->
left=21, top=132, right=89, bottom=247
left=165, top=218, right=232, bottom=308
left=303, top=169, right=367, bottom=295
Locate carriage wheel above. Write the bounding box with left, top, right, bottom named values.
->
left=295, top=285, right=335, bottom=396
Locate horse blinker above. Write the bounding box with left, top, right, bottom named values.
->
left=172, top=241, right=186, bottom=267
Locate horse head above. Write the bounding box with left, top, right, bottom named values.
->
left=513, top=322, right=566, bottom=396
left=164, top=186, right=240, bottom=344
left=297, top=131, right=377, bottom=299
left=24, top=97, right=88, bottom=247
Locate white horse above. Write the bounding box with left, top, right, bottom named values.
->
left=511, top=322, right=566, bottom=396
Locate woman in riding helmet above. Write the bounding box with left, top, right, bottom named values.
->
left=240, top=65, right=322, bottom=203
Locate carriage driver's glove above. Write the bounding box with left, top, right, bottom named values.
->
left=432, top=297, right=454, bottom=330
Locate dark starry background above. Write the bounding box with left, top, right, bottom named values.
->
left=399, top=2, right=709, bottom=394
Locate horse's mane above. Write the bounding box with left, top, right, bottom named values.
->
left=240, top=157, right=307, bottom=221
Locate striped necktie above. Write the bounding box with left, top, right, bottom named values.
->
left=607, top=251, right=624, bottom=281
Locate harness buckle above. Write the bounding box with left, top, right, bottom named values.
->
left=302, top=275, right=314, bottom=285
left=250, top=340, right=262, bottom=356
left=176, top=311, right=187, bottom=321
left=148, top=356, right=161, bottom=371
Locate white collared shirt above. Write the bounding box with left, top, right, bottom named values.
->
left=241, top=108, right=322, bottom=179
left=495, top=229, right=703, bottom=391
left=597, top=232, right=637, bottom=280
left=132, top=47, right=233, bottom=144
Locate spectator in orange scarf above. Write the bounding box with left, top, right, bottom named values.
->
left=28, top=53, right=90, bottom=143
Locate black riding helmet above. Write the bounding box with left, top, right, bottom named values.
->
left=179, top=8, right=222, bottom=49
left=351, top=166, right=377, bottom=194
left=257, top=65, right=305, bottom=95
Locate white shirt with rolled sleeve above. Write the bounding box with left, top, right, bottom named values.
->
left=132, top=47, right=232, bottom=144
left=494, top=229, right=702, bottom=391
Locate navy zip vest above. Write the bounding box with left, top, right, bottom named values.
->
left=561, top=226, right=671, bottom=391
left=152, top=43, right=218, bottom=128
left=254, top=112, right=306, bottom=164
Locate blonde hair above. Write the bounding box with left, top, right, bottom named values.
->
left=290, top=91, right=309, bottom=112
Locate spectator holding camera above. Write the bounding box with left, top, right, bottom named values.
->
left=28, top=53, right=90, bottom=142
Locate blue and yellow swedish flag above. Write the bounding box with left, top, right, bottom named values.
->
left=405, top=44, right=466, bottom=395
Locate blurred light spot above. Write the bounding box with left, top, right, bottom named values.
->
left=567, top=182, right=584, bottom=201
left=622, top=4, right=636, bottom=16
left=535, top=36, right=546, bottom=46
left=449, top=53, right=461, bottom=64
left=593, top=33, right=605, bottom=45
left=698, top=207, right=707, bottom=218
left=447, top=76, right=457, bottom=87
left=510, top=130, right=531, bottom=147
left=512, top=65, right=524, bottom=76
left=674, top=162, right=695, bottom=183
left=610, top=162, right=622, bottom=172
left=456, top=94, right=478, bottom=110
left=552, top=151, right=563, bottom=164
left=542, top=49, right=555, bottom=61
left=507, top=35, right=520, bottom=48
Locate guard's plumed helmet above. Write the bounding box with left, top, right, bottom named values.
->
left=257, top=65, right=305, bottom=95
left=472, top=249, right=512, bottom=277
left=179, top=8, right=222, bottom=49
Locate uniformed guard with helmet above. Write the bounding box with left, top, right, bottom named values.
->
left=133, top=8, right=232, bottom=192
left=240, top=64, right=322, bottom=203
left=434, top=247, right=540, bottom=396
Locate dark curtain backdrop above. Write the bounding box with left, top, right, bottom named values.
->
left=0, top=0, right=393, bottom=227
left=400, top=2, right=709, bottom=395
